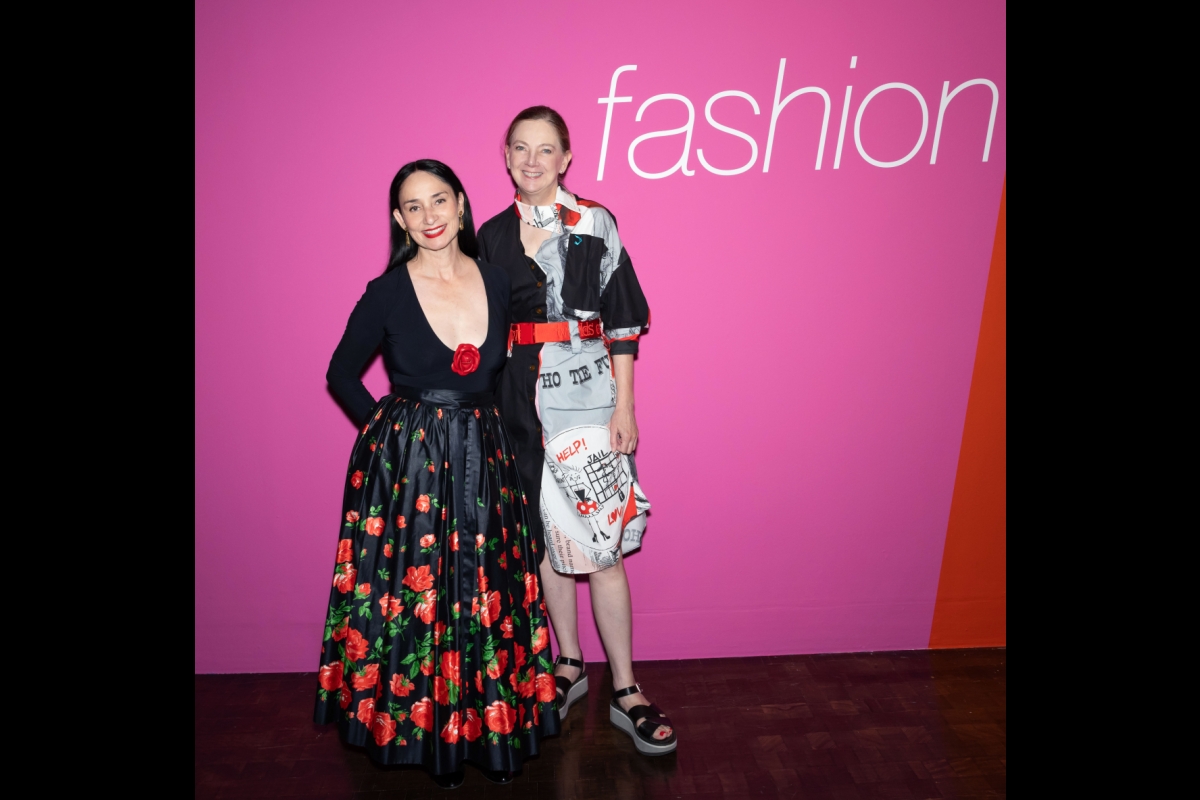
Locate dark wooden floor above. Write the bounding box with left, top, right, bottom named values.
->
left=196, top=648, right=1004, bottom=799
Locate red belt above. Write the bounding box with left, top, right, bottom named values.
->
left=509, top=319, right=603, bottom=347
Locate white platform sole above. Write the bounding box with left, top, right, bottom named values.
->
left=558, top=673, right=588, bottom=720
left=609, top=704, right=678, bottom=755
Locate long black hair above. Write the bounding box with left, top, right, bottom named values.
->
left=386, top=159, right=478, bottom=272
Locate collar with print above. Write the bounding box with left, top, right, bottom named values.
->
left=513, top=186, right=581, bottom=233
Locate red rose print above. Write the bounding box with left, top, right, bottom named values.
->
left=475, top=670, right=483, bottom=693
left=370, top=442, right=376, bottom=452
left=345, top=628, right=368, bottom=661
left=351, top=663, right=380, bottom=690
left=371, top=712, right=396, bottom=746
left=498, top=553, right=507, bottom=570
left=395, top=515, right=407, bottom=529
left=362, top=423, right=370, bottom=435
left=364, top=517, right=385, bottom=537
left=486, top=649, right=508, bottom=680
left=416, top=495, right=431, bottom=513
left=440, top=651, right=461, bottom=686
left=441, top=711, right=461, bottom=743
left=383, top=543, right=393, bottom=557
left=451, top=343, right=481, bottom=376
left=476, top=534, right=486, bottom=549
left=332, top=615, right=350, bottom=641
left=414, top=590, right=437, bottom=624
left=333, top=564, right=357, bottom=593
left=356, top=583, right=372, bottom=598
left=336, top=539, right=353, bottom=563
left=484, top=700, right=517, bottom=734
left=318, top=662, right=343, bottom=691
left=477, top=567, right=488, bottom=594
left=338, top=682, right=352, bottom=708
left=390, top=673, right=414, bottom=697
left=535, top=673, right=556, bottom=703
left=345, top=510, right=360, bottom=523
left=410, top=698, right=433, bottom=731
left=531, top=626, right=549, bottom=654
left=503, top=527, right=508, bottom=542
left=351, top=471, right=364, bottom=489
left=512, top=545, right=520, bottom=560
left=513, top=643, right=526, bottom=673
left=533, top=703, right=540, bottom=725
left=420, top=653, right=435, bottom=675
left=433, top=676, right=449, bottom=705
left=510, top=671, right=535, bottom=698
left=497, top=449, right=503, bottom=461
left=442, top=508, right=447, bottom=520
left=462, top=708, right=483, bottom=742
left=500, top=616, right=514, bottom=639
left=378, top=594, right=403, bottom=621
left=434, top=621, right=446, bottom=644
left=480, top=591, right=501, bottom=628
left=393, top=423, right=400, bottom=431
left=523, top=573, right=538, bottom=611
left=358, top=697, right=376, bottom=727
left=472, top=597, right=479, bottom=616
left=419, top=534, right=436, bottom=549
left=450, top=531, right=459, bottom=551
left=402, top=565, right=434, bottom=592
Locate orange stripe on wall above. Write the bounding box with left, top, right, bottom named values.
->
left=929, top=177, right=1006, bottom=649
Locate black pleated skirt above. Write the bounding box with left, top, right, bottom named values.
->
left=314, top=386, right=559, bottom=772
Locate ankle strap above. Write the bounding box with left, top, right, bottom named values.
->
left=555, top=655, right=584, bottom=668
left=611, top=683, right=642, bottom=699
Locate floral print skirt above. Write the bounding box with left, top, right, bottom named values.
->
left=314, top=387, right=560, bottom=772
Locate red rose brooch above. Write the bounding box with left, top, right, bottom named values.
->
left=451, top=343, right=481, bottom=376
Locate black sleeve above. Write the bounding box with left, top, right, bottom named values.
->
left=326, top=278, right=389, bottom=426
left=601, top=248, right=650, bottom=356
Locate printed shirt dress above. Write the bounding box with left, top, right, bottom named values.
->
left=478, top=189, right=651, bottom=574
left=317, top=260, right=559, bottom=772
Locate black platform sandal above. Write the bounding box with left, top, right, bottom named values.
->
left=554, top=655, right=588, bottom=721
left=432, top=767, right=465, bottom=789
left=609, top=684, right=678, bottom=756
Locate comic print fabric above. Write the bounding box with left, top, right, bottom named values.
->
left=515, top=188, right=652, bottom=574
left=314, top=392, right=559, bottom=771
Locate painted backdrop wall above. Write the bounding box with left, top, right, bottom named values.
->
left=195, top=0, right=1007, bottom=672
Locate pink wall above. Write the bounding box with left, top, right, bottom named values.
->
left=195, top=0, right=1006, bottom=672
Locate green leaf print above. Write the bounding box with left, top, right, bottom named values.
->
left=377, top=568, right=391, bottom=581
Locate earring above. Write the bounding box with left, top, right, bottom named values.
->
left=458, top=211, right=464, bottom=232
left=405, top=230, right=410, bottom=247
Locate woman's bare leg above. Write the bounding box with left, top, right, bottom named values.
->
left=540, top=564, right=583, bottom=682
left=588, top=557, right=672, bottom=739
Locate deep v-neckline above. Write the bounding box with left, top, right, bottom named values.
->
left=403, top=260, right=490, bottom=353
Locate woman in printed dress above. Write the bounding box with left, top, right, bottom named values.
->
left=477, top=107, right=676, bottom=756
left=315, top=159, right=559, bottom=788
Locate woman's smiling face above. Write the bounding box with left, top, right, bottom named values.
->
left=392, top=171, right=463, bottom=251
left=506, top=119, right=572, bottom=202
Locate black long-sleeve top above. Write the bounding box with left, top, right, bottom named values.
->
left=326, top=261, right=512, bottom=426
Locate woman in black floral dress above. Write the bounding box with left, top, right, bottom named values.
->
left=316, top=159, right=559, bottom=788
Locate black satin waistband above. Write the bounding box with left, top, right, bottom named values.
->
left=391, top=385, right=496, bottom=408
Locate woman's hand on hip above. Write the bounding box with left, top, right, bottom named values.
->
left=608, top=405, right=639, bottom=454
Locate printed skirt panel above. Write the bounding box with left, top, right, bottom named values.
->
left=314, top=387, right=559, bottom=772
